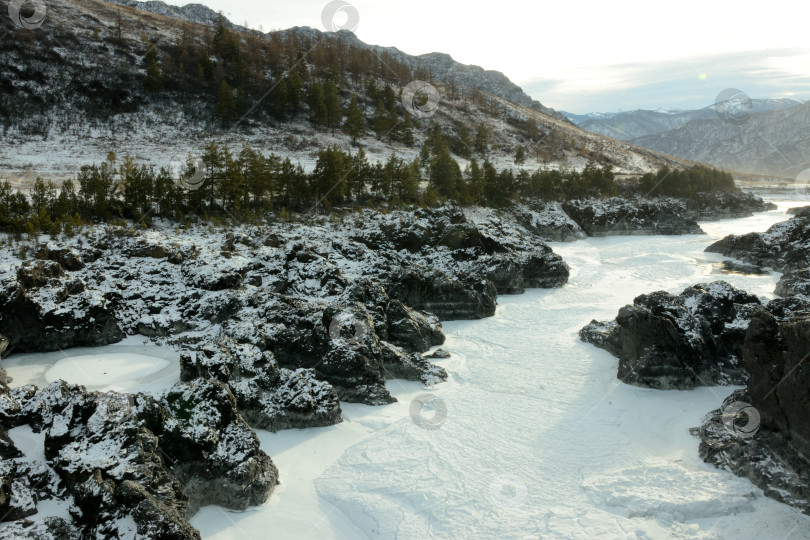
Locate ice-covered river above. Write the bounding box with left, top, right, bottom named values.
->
left=7, top=201, right=810, bottom=539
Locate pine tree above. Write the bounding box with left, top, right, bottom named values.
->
left=312, top=146, right=348, bottom=207
left=143, top=43, right=163, bottom=93
left=474, top=123, right=489, bottom=156
left=216, top=80, right=236, bottom=125
left=323, top=79, right=342, bottom=130
left=515, top=145, right=526, bottom=165
left=307, top=82, right=327, bottom=128
left=343, top=94, right=365, bottom=144
left=372, top=99, right=395, bottom=139
left=429, top=147, right=462, bottom=199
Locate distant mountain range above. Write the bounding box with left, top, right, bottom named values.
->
left=562, top=99, right=803, bottom=142
left=563, top=99, right=808, bottom=178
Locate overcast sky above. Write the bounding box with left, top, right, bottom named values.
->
left=163, top=0, right=810, bottom=113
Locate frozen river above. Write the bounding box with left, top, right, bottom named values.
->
left=6, top=201, right=810, bottom=539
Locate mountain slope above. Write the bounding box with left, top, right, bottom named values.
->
left=631, top=102, right=810, bottom=178
left=0, top=0, right=692, bottom=186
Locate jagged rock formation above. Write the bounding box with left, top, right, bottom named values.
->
left=708, top=211, right=810, bottom=298
left=706, top=212, right=810, bottom=272
left=692, top=299, right=810, bottom=514
left=562, top=197, right=704, bottom=236
left=0, top=378, right=276, bottom=538
left=0, top=259, right=123, bottom=352
left=0, top=204, right=571, bottom=534
left=560, top=192, right=773, bottom=238
left=680, top=191, right=777, bottom=220
left=580, top=281, right=763, bottom=389
left=0, top=205, right=565, bottom=408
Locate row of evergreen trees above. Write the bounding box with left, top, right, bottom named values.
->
left=638, top=166, right=736, bottom=197
left=0, top=136, right=736, bottom=235
left=0, top=131, right=623, bottom=234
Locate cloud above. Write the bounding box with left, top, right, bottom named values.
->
left=522, top=48, right=810, bottom=113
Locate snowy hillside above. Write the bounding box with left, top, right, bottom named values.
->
left=0, top=0, right=693, bottom=189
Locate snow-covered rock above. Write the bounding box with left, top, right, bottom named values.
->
left=706, top=212, right=810, bottom=273
left=581, top=281, right=762, bottom=389
left=562, top=197, right=704, bottom=236
left=0, top=377, right=277, bottom=538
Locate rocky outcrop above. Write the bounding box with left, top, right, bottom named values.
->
left=706, top=212, right=810, bottom=272
left=692, top=300, right=810, bottom=513
left=788, top=205, right=810, bottom=217
left=560, top=192, right=773, bottom=238
left=580, top=281, right=762, bottom=389
left=0, top=260, right=123, bottom=352
left=682, top=191, right=777, bottom=220
left=0, top=379, right=277, bottom=537
left=562, top=197, right=704, bottom=237
left=385, top=267, right=498, bottom=320
left=775, top=269, right=810, bottom=297
left=509, top=202, right=587, bottom=242
left=179, top=339, right=342, bottom=432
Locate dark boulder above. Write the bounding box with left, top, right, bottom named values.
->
left=775, top=269, right=810, bottom=297
left=379, top=341, right=448, bottom=386
left=692, top=297, right=810, bottom=514
left=34, top=247, right=85, bottom=271
left=0, top=263, right=123, bottom=353
left=385, top=299, right=444, bottom=353
left=706, top=213, right=810, bottom=273
left=581, top=281, right=761, bottom=389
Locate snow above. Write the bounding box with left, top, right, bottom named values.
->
left=187, top=200, right=810, bottom=539
left=8, top=425, right=47, bottom=464
left=3, top=338, right=180, bottom=394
